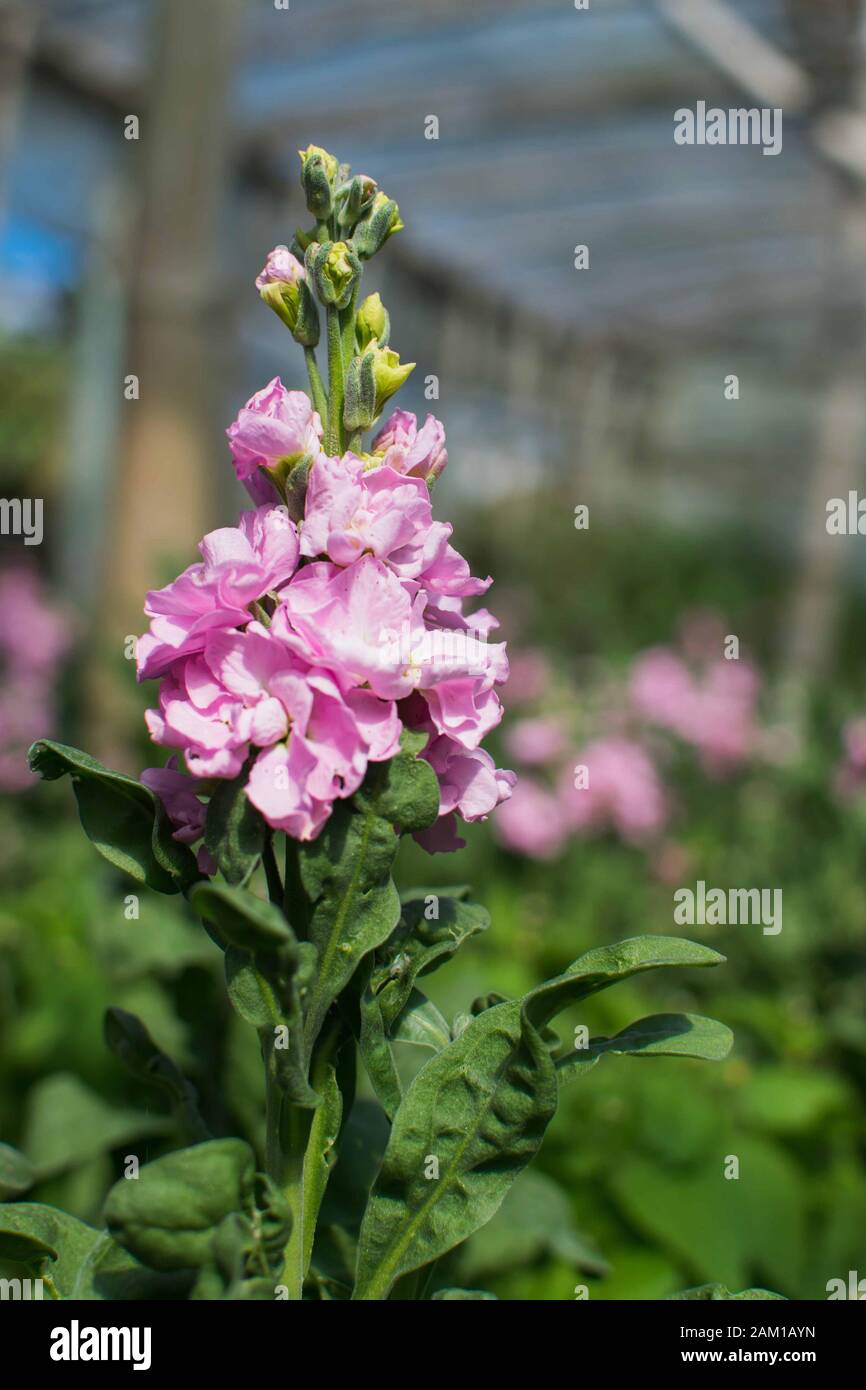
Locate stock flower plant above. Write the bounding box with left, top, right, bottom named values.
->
left=12, top=146, right=742, bottom=1302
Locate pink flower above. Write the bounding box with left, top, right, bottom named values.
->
left=505, top=715, right=567, bottom=766
left=141, top=759, right=208, bottom=845
left=301, top=453, right=434, bottom=571
left=0, top=567, right=72, bottom=791
left=505, top=650, right=551, bottom=707
left=494, top=776, right=567, bottom=860
left=255, top=245, right=305, bottom=291
left=136, top=505, right=300, bottom=681
left=372, top=409, right=447, bottom=483
left=630, top=648, right=694, bottom=730
left=560, top=736, right=666, bottom=844
left=226, top=377, right=324, bottom=502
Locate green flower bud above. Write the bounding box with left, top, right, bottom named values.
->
left=352, top=193, right=404, bottom=259
left=292, top=280, right=320, bottom=347
left=336, top=174, right=378, bottom=231
left=356, top=292, right=390, bottom=349
left=305, top=239, right=361, bottom=309
left=370, top=345, right=415, bottom=414
left=343, top=349, right=377, bottom=433
left=298, top=144, right=339, bottom=220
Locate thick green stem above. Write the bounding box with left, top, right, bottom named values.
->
left=264, top=1042, right=314, bottom=1301
left=304, top=346, right=328, bottom=429
left=326, top=307, right=345, bottom=454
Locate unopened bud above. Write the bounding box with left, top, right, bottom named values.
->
left=356, top=293, right=390, bottom=349
left=298, top=144, right=339, bottom=221
left=343, top=350, right=377, bottom=432
left=352, top=193, right=404, bottom=259
left=370, top=345, right=415, bottom=414
left=336, top=174, right=378, bottom=231
left=306, top=240, right=361, bottom=309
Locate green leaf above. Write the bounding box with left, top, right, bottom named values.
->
left=23, top=1073, right=167, bottom=1180
left=455, top=1169, right=609, bottom=1284
left=0, top=1204, right=185, bottom=1299
left=191, top=882, right=319, bottom=1108
left=296, top=738, right=440, bottom=1052
left=104, top=1139, right=258, bottom=1272
left=0, top=1142, right=35, bottom=1198
left=104, top=1008, right=209, bottom=1142
left=392, top=991, right=451, bottom=1052
left=353, top=936, right=727, bottom=1300
left=203, top=767, right=266, bottom=885
left=27, top=740, right=198, bottom=893
left=557, top=1012, right=733, bottom=1083
left=667, top=1283, right=786, bottom=1300
left=358, top=896, right=490, bottom=1117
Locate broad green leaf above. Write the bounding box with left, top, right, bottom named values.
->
left=203, top=767, right=266, bottom=885
left=189, top=881, right=293, bottom=952
left=353, top=936, right=727, bottom=1299
left=0, top=1142, right=35, bottom=1198
left=104, top=1139, right=257, bottom=1272
left=191, top=882, right=319, bottom=1108
left=557, top=1012, right=733, bottom=1083
left=358, top=896, right=490, bottom=1117
left=23, top=1073, right=167, bottom=1180
left=455, top=1169, right=608, bottom=1284
left=297, top=737, right=440, bottom=1052
left=27, top=740, right=198, bottom=893
left=392, top=991, right=451, bottom=1052
left=0, top=1204, right=185, bottom=1299
left=300, top=1021, right=351, bottom=1280
left=104, top=1008, right=209, bottom=1142
left=667, top=1283, right=786, bottom=1300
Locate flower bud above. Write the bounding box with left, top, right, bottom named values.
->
left=370, top=345, right=415, bottom=415
left=356, top=292, right=390, bottom=349
left=255, top=245, right=304, bottom=331
left=352, top=193, right=404, bottom=259
left=298, top=144, right=339, bottom=221
left=343, top=349, right=377, bottom=433
left=305, top=240, right=361, bottom=309
left=336, top=174, right=378, bottom=232
left=292, top=281, right=320, bottom=347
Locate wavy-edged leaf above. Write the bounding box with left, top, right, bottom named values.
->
left=0, top=1204, right=186, bottom=1299
left=27, top=740, right=198, bottom=893
left=353, top=936, right=727, bottom=1300
left=557, top=1012, right=733, bottom=1084
left=104, top=1139, right=257, bottom=1272
left=23, top=1073, right=167, bottom=1181
left=358, top=896, right=490, bottom=1117
left=392, top=992, right=451, bottom=1052
left=297, top=735, right=440, bottom=1053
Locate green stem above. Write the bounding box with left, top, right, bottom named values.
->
left=326, top=306, right=345, bottom=455
left=304, top=346, right=328, bottom=429
left=347, top=429, right=363, bottom=454
left=264, top=1041, right=314, bottom=1301
left=262, top=838, right=283, bottom=907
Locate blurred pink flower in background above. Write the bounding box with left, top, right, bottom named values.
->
left=559, top=736, right=667, bottom=845
left=833, top=718, right=866, bottom=800
left=504, top=715, right=567, bottom=766
left=494, top=775, right=567, bottom=860
left=505, top=650, right=551, bottom=706
left=0, top=566, right=72, bottom=791
left=629, top=643, right=760, bottom=776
